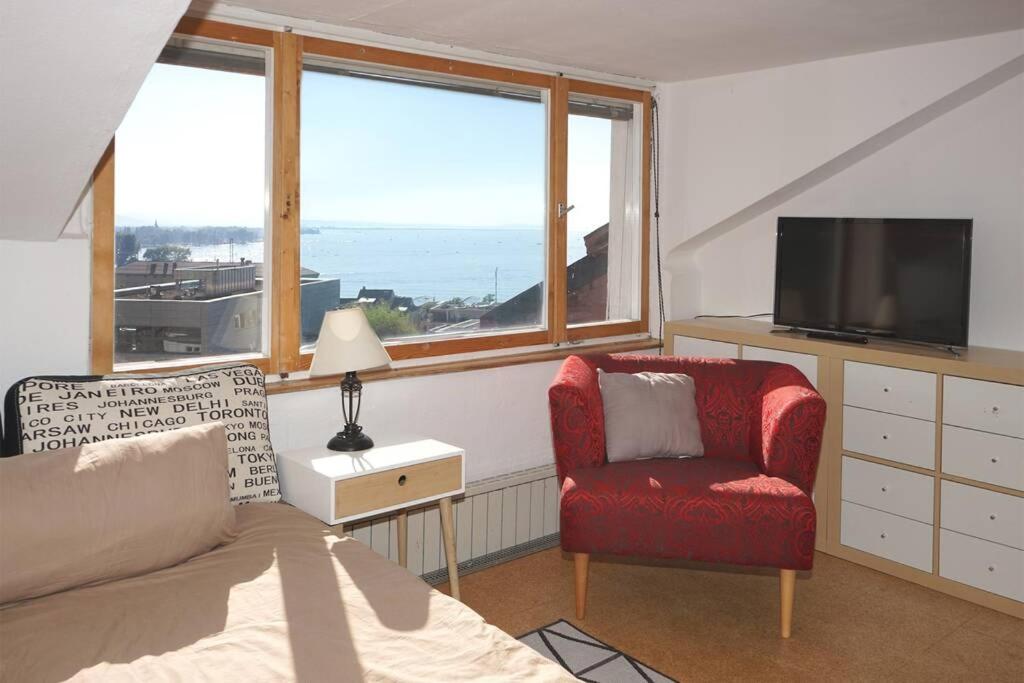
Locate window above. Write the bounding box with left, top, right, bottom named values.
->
left=109, top=36, right=270, bottom=368
left=91, top=20, right=651, bottom=378
left=567, top=94, right=643, bottom=327
left=300, top=60, right=548, bottom=348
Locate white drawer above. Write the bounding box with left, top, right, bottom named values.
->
left=742, top=346, right=818, bottom=388
left=841, top=500, right=933, bottom=572
left=943, top=376, right=1024, bottom=439
left=942, top=425, right=1024, bottom=491
left=843, top=406, right=935, bottom=469
left=940, top=529, right=1024, bottom=601
left=841, top=456, right=933, bottom=524
left=940, top=481, right=1024, bottom=550
left=672, top=336, right=738, bottom=359
left=844, top=361, right=935, bottom=420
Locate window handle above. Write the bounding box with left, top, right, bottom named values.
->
left=557, top=202, right=576, bottom=219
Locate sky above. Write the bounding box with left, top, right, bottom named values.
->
left=115, top=61, right=613, bottom=234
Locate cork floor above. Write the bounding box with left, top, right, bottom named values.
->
left=437, top=548, right=1022, bottom=682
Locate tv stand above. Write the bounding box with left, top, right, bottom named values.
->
left=666, top=317, right=1024, bottom=618
left=806, top=330, right=868, bottom=344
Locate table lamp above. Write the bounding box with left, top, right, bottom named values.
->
left=309, top=308, right=392, bottom=451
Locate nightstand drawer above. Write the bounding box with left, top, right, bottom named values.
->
left=279, top=439, right=465, bottom=525
left=335, top=455, right=462, bottom=520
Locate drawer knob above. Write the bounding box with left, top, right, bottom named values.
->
left=882, top=434, right=889, bottom=440
left=883, top=387, right=890, bottom=393
left=880, top=532, right=887, bottom=539
left=398, top=474, right=407, bottom=486
left=881, top=486, right=888, bottom=493
left=989, top=514, right=997, bottom=521
left=991, top=457, right=999, bottom=464
left=988, top=565, right=996, bottom=573
left=991, top=405, right=999, bottom=414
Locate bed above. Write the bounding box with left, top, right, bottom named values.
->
left=0, top=502, right=572, bottom=682
left=0, top=367, right=572, bottom=682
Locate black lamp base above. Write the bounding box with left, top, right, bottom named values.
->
left=327, top=426, right=374, bottom=452
left=328, top=370, right=374, bottom=452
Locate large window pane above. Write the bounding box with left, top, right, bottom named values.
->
left=300, top=60, right=548, bottom=346
left=567, top=95, right=643, bottom=325
left=113, top=39, right=272, bottom=367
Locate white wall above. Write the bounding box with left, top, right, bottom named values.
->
left=268, top=360, right=569, bottom=482
left=0, top=194, right=93, bottom=395
left=657, top=30, right=1024, bottom=350
left=0, top=237, right=92, bottom=392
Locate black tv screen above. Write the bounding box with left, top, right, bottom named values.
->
left=774, top=217, right=972, bottom=347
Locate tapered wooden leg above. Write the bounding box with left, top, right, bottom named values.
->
left=780, top=569, right=796, bottom=638
left=574, top=553, right=590, bottom=619
left=438, top=497, right=460, bottom=601
left=397, top=510, right=408, bottom=568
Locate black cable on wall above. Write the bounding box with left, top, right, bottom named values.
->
left=651, top=96, right=665, bottom=354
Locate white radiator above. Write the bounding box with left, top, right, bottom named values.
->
left=342, top=464, right=561, bottom=579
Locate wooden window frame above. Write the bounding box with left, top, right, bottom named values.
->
left=91, top=18, right=652, bottom=379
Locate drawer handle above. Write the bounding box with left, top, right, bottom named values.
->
left=991, top=405, right=999, bottom=414
left=397, top=474, right=407, bottom=486
left=883, top=387, right=890, bottom=393
left=991, top=457, right=999, bottom=464
left=988, top=565, right=996, bottom=573
left=880, top=532, right=887, bottom=539
left=882, top=434, right=889, bottom=440
left=881, top=486, right=888, bottom=493
left=989, top=514, right=997, bottom=521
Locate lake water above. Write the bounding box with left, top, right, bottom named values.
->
left=185, top=227, right=589, bottom=302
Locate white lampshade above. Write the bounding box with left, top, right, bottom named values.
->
left=309, top=308, right=391, bottom=377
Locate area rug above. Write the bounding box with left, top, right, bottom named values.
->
left=517, top=620, right=677, bottom=682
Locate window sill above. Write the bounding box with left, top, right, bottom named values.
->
left=265, top=337, right=661, bottom=395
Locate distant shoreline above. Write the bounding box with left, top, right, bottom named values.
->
left=137, top=226, right=589, bottom=303
left=116, top=223, right=562, bottom=249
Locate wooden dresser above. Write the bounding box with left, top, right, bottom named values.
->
left=665, top=318, right=1023, bottom=617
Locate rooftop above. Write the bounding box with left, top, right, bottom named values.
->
left=115, top=260, right=321, bottom=279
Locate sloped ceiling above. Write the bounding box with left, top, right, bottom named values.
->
left=661, top=31, right=1024, bottom=261
left=1, top=0, right=1020, bottom=242
left=0, top=0, right=190, bottom=241
left=221, top=0, right=1024, bottom=80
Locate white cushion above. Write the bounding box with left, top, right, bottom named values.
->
left=3, top=363, right=279, bottom=504
left=598, top=369, right=704, bottom=462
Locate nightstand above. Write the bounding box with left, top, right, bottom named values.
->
left=277, top=438, right=466, bottom=599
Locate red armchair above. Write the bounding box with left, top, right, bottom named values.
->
left=549, top=354, right=826, bottom=637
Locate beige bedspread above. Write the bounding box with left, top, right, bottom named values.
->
left=0, top=503, right=573, bottom=682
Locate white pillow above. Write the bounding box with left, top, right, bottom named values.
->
left=0, top=424, right=237, bottom=605
left=4, top=363, right=279, bottom=505
left=598, top=369, right=704, bottom=463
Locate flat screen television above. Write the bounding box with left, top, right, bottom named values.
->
left=773, top=217, right=972, bottom=347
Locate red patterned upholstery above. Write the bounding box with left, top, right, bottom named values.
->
left=549, top=354, right=825, bottom=570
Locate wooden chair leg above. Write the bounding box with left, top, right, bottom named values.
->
left=574, top=553, right=590, bottom=619
left=780, top=569, right=796, bottom=638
